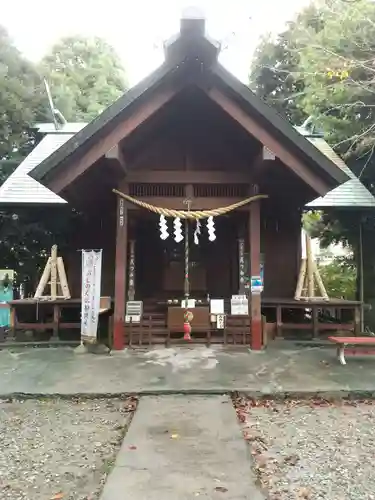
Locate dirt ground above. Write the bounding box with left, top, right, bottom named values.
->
left=0, top=397, right=137, bottom=500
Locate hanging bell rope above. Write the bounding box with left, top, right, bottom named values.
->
left=113, top=189, right=268, bottom=219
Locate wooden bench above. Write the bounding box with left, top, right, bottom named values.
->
left=8, top=297, right=112, bottom=341
left=328, top=336, right=375, bottom=365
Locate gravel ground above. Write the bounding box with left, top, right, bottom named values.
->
left=0, top=397, right=137, bottom=500
left=234, top=397, right=375, bottom=500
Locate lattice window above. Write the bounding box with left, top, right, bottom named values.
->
left=129, top=184, right=185, bottom=197
left=193, top=184, right=248, bottom=197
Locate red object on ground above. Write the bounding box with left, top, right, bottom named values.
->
left=328, top=336, right=375, bottom=365
left=345, top=349, right=375, bottom=356
left=183, top=322, right=191, bottom=341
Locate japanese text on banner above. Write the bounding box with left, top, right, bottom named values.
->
left=81, top=250, right=102, bottom=342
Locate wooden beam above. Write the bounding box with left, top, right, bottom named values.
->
left=123, top=170, right=251, bottom=184
left=207, top=88, right=330, bottom=195
left=251, top=149, right=264, bottom=181
left=50, top=245, right=57, bottom=300
left=252, top=155, right=278, bottom=184
left=105, top=144, right=127, bottom=174
left=249, top=199, right=262, bottom=350
left=113, top=194, right=128, bottom=350
left=48, top=85, right=178, bottom=193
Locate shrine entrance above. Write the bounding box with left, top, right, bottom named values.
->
left=123, top=210, right=252, bottom=346
left=134, top=213, right=239, bottom=302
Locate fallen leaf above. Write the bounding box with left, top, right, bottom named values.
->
left=50, top=493, right=64, bottom=500
left=214, top=486, right=228, bottom=493
left=129, top=445, right=137, bottom=450
left=284, top=454, right=299, bottom=466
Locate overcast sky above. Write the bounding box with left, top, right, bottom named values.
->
left=2, top=0, right=309, bottom=86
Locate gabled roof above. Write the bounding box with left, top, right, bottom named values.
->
left=0, top=132, right=70, bottom=205
left=30, top=63, right=175, bottom=184
left=299, top=133, right=375, bottom=209
left=2, top=122, right=369, bottom=208
left=209, top=65, right=349, bottom=188
left=29, top=14, right=349, bottom=192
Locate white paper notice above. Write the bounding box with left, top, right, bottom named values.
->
left=216, top=314, right=225, bottom=329
left=210, top=299, right=224, bottom=314
left=181, top=299, right=196, bottom=308
left=230, top=295, right=248, bottom=315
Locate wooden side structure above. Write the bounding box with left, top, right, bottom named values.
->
left=24, top=13, right=356, bottom=349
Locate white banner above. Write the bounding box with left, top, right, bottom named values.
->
left=81, top=250, right=102, bottom=343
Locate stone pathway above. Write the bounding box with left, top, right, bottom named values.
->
left=1, top=344, right=375, bottom=396
left=100, top=395, right=264, bottom=499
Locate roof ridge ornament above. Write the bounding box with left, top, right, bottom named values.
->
left=163, top=6, right=220, bottom=66
left=180, top=6, right=206, bottom=36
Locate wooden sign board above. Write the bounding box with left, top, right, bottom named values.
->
left=126, top=301, right=143, bottom=323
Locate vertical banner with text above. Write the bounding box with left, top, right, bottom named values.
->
left=238, top=238, right=245, bottom=294
left=81, top=250, right=102, bottom=343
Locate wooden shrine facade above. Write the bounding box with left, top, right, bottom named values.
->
left=28, top=13, right=351, bottom=349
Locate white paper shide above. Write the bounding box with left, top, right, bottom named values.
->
left=81, top=250, right=102, bottom=343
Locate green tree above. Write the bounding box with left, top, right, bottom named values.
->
left=297, top=0, right=375, bottom=163
left=318, top=257, right=357, bottom=300
left=39, top=36, right=128, bottom=122
left=297, top=0, right=375, bottom=324
left=251, top=0, right=375, bottom=328
left=249, top=3, right=324, bottom=124
left=0, top=26, right=43, bottom=163
left=0, top=26, right=51, bottom=289
left=0, top=34, right=129, bottom=288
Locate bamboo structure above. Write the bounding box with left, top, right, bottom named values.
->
left=34, top=245, right=71, bottom=300
left=294, top=231, right=329, bottom=301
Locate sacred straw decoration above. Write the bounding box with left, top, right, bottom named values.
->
left=113, top=189, right=268, bottom=219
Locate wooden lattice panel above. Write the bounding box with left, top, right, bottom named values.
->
left=193, top=184, right=248, bottom=198
left=129, top=183, right=185, bottom=197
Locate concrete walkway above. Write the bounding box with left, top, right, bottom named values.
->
left=100, top=395, right=264, bottom=500
left=1, top=344, right=375, bottom=396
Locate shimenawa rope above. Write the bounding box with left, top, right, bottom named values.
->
left=113, top=189, right=267, bottom=219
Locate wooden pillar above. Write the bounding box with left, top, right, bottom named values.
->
left=113, top=194, right=128, bottom=350
left=249, top=199, right=262, bottom=350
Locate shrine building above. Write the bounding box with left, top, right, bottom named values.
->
left=2, top=11, right=375, bottom=350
